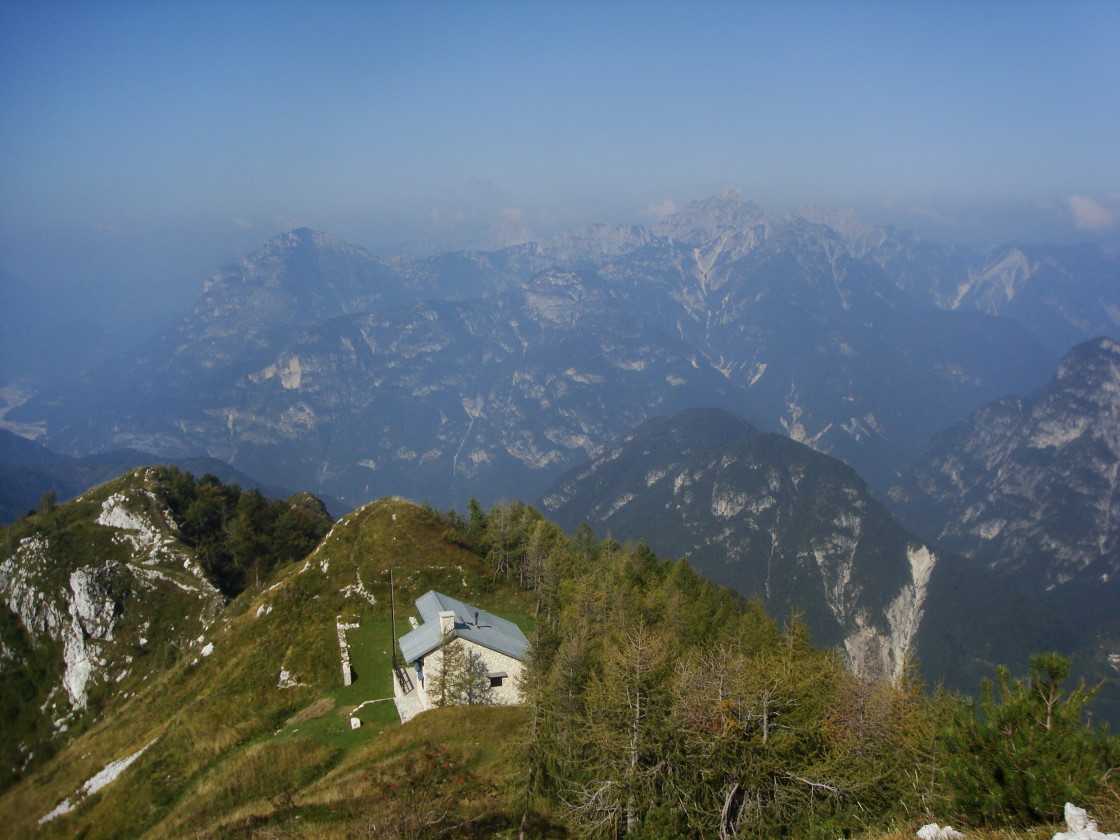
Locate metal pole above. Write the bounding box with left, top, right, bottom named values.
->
left=390, top=568, right=398, bottom=672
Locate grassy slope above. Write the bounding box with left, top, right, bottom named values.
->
left=0, top=468, right=229, bottom=789
left=0, top=497, right=537, bottom=839
left=2, top=491, right=1113, bottom=839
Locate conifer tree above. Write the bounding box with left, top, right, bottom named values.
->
left=939, top=654, right=1119, bottom=826
left=430, top=635, right=491, bottom=708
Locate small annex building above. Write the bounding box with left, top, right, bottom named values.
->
left=392, top=590, right=529, bottom=723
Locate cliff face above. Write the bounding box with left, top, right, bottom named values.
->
left=540, top=407, right=1069, bottom=690
left=888, top=337, right=1120, bottom=637
left=16, top=193, right=1085, bottom=510
left=0, top=469, right=225, bottom=783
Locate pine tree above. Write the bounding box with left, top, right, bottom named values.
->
left=939, top=654, right=1119, bottom=826
left=430, top=636, right=492, bottom=708
left=566, top=620, right=676, bottom=838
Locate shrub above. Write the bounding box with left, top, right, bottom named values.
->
left=939, top=654, right=1120, bottom=827
left=363, top=742, right=498, bottom=840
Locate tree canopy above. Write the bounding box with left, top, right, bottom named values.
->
left=451, top=499, right=1119, bottom=838
left=157, top=467, right=333, bottom=597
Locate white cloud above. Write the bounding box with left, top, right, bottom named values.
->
left=1066, top=195, right=1120, bottom=232
left=274, top=214, right=307, bottom=230
left=881, top=201, right=958, bottom=229
left=644, top=199, right=678, bottom=221
left=231, top=217, right=254, bottom=229
left=484, top=206, right=532, bottom=248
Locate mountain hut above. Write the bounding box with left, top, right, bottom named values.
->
left=391, top=590, right=528, bottom=722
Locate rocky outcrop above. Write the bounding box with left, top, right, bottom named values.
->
left=1054, top=803, right=1120, bottom=840
left=14, top=193, right=1087, bottom=510
left=0, top=535, right=121, bottom=711
left=96, top=489, right=219, bottom=595
left=542, top=407, right=1073, bottom=690
left=37, top=738, right=157, bottom=825
left=888, top=337, right=1120, bottom=637
left=916, top=825, right=964, bottom=840
left=0, top=470, right=225, bottom=778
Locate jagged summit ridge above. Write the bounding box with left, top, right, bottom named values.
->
left=654, top=189, right=767, bottom=239
left=254, top=226, right=364, bottom=257
left=888, top=336, right=1120, bottom=636
left=534, top=223, right=657, bottom=263
left=1057, top=335, right=1120, bottom=382
left=541, top=406, right=1071, bottom=690
left=10, top=191, right=1116, bottom=510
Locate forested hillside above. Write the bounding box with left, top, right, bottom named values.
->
left=0, top=467, right=334, bottom=790
left=18, top=193, right=1110, bottom=510
left=1, top=487, right=1116, bottom=838
left=468, top=502, right=1119, bottom=838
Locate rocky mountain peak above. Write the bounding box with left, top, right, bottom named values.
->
left=535, top=223, right=657, bottom=263
left=0, top=468, right=226, bottom=758
left=1056, top=335, right=1120, bottom=382
left=654, top=188, right=769, bottom=248
left=193, top=226, right=411, bottom=334
left=957, top=244, right=1036, bottom=313
left=264, top=227, right=354, bottom=254
left=541, top=406, right=1069, bottom=690
left=1033, top=337, right=1120, bottom=449
left=791, top=205, right=887, bottom=255
left=888, top=337, right=1120, bottom=639
left=203, top=227, right=374, bottom=290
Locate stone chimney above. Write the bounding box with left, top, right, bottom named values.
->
left=438, top=610, right=456, bottom=636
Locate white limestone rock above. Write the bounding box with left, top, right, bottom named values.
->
left=277, top=668, right=306, bottom=689
left=1053, top=802, right=1119, bottom=840
left=917, top=824, right=964, bottom=840
left=60, top=567, right=122, bottom=710
left=38, top=738, right=156, bottom=824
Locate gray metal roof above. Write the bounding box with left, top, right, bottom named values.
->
left=397, top=590, right=529, bottom=664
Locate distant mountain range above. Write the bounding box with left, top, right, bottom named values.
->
left=539, top=406, right=1084, bottom=698
left=3, top=193, right=1118, bottom=836
left=539, top=335, right=1120, bottom=711
left=8, top=192, right=1116, bottom=511
left=0, top=429, right=308, bottom=524
left=889, top=337, right=1120, bottom=639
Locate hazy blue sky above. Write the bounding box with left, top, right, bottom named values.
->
left=1, top=0, right=1118, bottom=316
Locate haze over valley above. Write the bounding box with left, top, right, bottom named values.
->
left=1, top=3, right=1118, bottom=837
